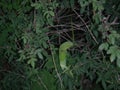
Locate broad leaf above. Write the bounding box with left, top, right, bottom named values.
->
left=99, top=42, right=109, bottom=51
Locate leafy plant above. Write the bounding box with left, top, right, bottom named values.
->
left=0, top=0, right=120, bottom=90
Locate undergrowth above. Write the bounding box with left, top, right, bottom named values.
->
left=0, top=0, right=120, bottom=90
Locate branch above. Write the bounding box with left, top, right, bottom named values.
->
left=73, top=9, right=98, bottom=44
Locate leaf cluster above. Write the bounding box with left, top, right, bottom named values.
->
left=0, top=0, right=120, bottom=90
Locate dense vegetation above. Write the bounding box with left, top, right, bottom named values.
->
left=0, top=0, right=120, bottom=90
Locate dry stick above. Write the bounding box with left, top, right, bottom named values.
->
left=48, top=40, right=64, bottom=88
left=64, top=29, right=73, bottom=41
left=46, top=22, right=86, bottom=35
left=73, top=9, right=98, bottom=44
left=110, top=17, right=119, bottom=25
left=46, top=24, right=70, bottom=28
left=59, top=14, right=75, bottom=19
left=60, top=34, right=70, bottom=41
left=46, top=28, right=85, bottom=35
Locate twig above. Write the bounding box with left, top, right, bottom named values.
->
left=110, top=17, right=119, bottom=25
left=102, top=15, right=119, bottom=30
left=59, top=14, right=75, bottom=19
left=73, top=9, right=98, bottom=44
left=48, top=39, right=64, bottom=88
left=46, top=23, right=86, bottom=29
left=46, top=28, right=85, bottom=35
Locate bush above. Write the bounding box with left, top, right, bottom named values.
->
left=0, top=0, right=120, bottom=90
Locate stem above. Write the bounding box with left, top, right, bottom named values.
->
left=48, top=39, right=64, bottom=88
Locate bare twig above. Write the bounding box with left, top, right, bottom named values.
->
left=46, top=28, right=85, bottom=35
left=46, top=23, right=86, bottom=29
left=102, top=15, right=119, bottom=30
left=110, top=17, right=119, bottom=25
left=73, top=9, right=98, bottom=44
left=103, top=15, right=119, bottom=25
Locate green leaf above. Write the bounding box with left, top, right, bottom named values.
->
left=108, top=34, right=115, bottom=44
left=108, top=31, right=120, bottom=45
left=49, top=11, right=54, bottom=17
left=35, top=49, right=43, bottom=59
left=99, top=42, right=109, bottom=51
left=27, top=58, right=37, bottom=68
left=116, top=58, right=120, bottom=67
left=22, top=36, right=27, bottom=44
left=38, top=52, right=43, bottom=60
left=117, top=50, right=120, bottom=59
left=42, top=41, right=48, bottom=49
left=45, top=56, right=54, bottom=69
left=110, top=54, right=116, bottom=62
left=102, top=80, right=107, bottom=90
left=107, top=46, right=118, bottom=54
left=31, top=3, right=42, bottom=9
